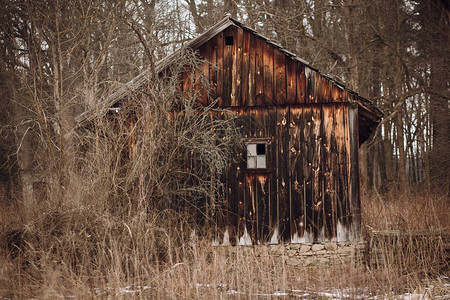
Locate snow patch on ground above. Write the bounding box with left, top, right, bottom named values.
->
left=269, top=226, right=279, bottom=244
left=189, top=283, right=450, bottom=299
left=238, top=226, right=252, bottom=246
left=291, top=231, right=314, bottom=243
left=10, top=278, right=447, bottom=299
left=222, top=228, right=230, bottom=246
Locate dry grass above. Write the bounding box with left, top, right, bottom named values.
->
left=361, top=191, right=449, bottom=295
left=0, top=51, right=448, bottom=299
left=362, top=191, right=449, bottom=232
left=0, top=190, right=448, bottom=299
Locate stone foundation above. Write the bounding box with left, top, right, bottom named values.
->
left=215, top=241, right=367, bottom=267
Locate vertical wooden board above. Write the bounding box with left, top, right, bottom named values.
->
left=263, top=109, right=273, bottom=241
left=222, top=27, right=234, bottom=107
left=249, top=106, right=259, bottom=137
left=286, top=57, right=296, bottom=104
left=210, top=34, right=218, bottom=104
left=198, top=44, right=210, bottom=107
left=253, top=108, right=272, bottom=242
left=276, top=106, right=290, bottom=242
left=224, top=111, right=243, bottom=245
left=237, top=162, right=246, bottom=244
left=305, top=67, right=315, bottom=103
left=234, top=110, right=247, bottom=244
left=302, top=106, right=314, bottom=239
left=316, top=75, right=322, bottom=103
left=263, top=43, right=274, bottom=105
left=256, top=174, right=271, bottom=243
left=236, top=108, right=249, bottom=244
left=232, top=27, right=243, bottom=107
left=241, top=30, right=250, bottom=106
left=216, top=32, right=224, bottom=106
left=289, top=107, right=306, bottom=241
left=322, top=105, right=336, bottom=240
left=258, top=108, right=269, bottom=138
left=314, top=72, right=321, bottom=103
left=250, top=107, right=259, bottom=137
left=242, top=107, right=254, bottom=242
left=343, top=91, right=349, bottom=105
left=331, top=83, right=343, bottom=103
left=329, top=106, right=339, bottom=241
left=310, top=106, right=323, bottom=240
left=274, top=49, right=286, bottom=105
left=248, top=34, right=256, bottom=106
left=322, top=78, right=331, bottom=103
left=333, top=105, right=344, bottom=239
left=244, top=175, right=257, bottom=244
left=249, top=174, right=259, bottom=243
left=337, top=84, right=344, bottom=103
left=227, top=163, right=238, bottom=246
left=349, top=106, right=360, bottom=240
left=334, top=104, right=349, bottom=240
left=296, top=62, right=306, bottom=104
left=245, top=108, right=258, bottom=239
left=255, top=38, right=264, bottom=106
left=331, top=83, right=337, bottom=102
left=316, top=73, right=327, bottom=103
left=343, top=104, right=351, bottom=232
left=268, top=106, right=278, bottom=242
left=239, top=106, right=251, bottom=137
left=299, top=106, right=310, bottom=241
left=219, top=111, right=231, bottom=244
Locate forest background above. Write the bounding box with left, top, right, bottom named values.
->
left=1, top=0, right=449, bottom=204
left=0, top=0, right=448, bottom=298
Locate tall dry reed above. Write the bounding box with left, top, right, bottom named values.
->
left=1, top=189, right=448, bottom=299
left=0, top=50, right=448, bottom=298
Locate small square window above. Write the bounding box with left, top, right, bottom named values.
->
left=246, top=142, right=267, bottom=169
left=225, top=36, right=234, bottom=45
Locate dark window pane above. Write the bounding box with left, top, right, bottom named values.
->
left=257, top=143, right=265, bottom=155
left=225, top=36, right=234, bottom=45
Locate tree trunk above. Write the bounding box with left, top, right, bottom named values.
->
left=342, top=0, right=359, bottom=90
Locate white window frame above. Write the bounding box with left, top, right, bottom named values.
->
left=245, top=139, right=269, bottom=170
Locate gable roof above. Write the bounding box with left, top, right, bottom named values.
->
left=75, top=14, right=383, bottom=141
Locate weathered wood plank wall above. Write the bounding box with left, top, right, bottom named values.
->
left=182, top=25, right=361, bottom=244
left=185, top=25, right=355, bottom=108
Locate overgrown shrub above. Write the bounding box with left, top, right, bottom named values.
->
left=0, top=49, right=242, bottom=297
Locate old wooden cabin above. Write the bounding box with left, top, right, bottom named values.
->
left=76, top=15, right=383, bottom=246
